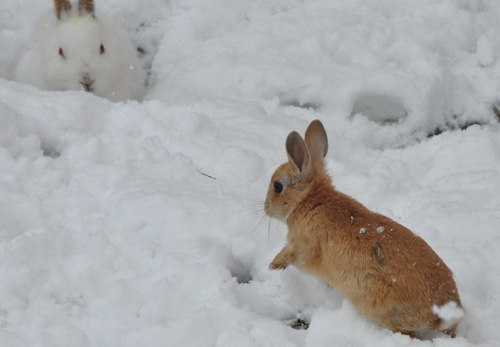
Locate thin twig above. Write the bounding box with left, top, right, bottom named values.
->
left=196, top=169, right=216, bottom=180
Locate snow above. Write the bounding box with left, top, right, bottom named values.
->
left=0, top=0, right=500, bottom=346
left=432, top=302, right=465, bottom=330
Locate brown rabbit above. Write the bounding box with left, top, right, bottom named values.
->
left=265, top=120, right=463, bottom=339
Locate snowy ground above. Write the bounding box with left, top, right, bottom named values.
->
left=1, top=0, right=500, bottom=346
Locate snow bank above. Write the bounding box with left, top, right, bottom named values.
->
left=0, top=0, right=499, bottom=346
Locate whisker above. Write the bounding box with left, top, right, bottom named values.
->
left=253, top=212, right=268, bottom=233
left=244, top=196, right=274, bottom=244
left=240, top=198, right=266, bottom=220
left=245, top=197, right=266, bottom=211
left=268, top=217, right=271, bottom=244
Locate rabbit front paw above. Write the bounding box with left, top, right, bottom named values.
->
left=269, top=247, right=294, bottom=270
left=269, top=258, right=288, bottom=270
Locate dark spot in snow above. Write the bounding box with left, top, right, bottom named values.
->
left=227, top=258, right=252, bottom=284
left=41, top=142, right=61, bottom=158
left=428, top=120, right=484, bottom=138
left=492, top=102, right=500, bottom=122
left=279, top=97, right=322, bottom=110
left=285, top=318, right=310, bottom=330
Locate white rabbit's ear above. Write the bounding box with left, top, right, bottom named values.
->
left=286, top=131, right=311, bottom=177
left=54, top=0, right=72, bottom=20
left=78, top=0, right=95, bottom=16
left=305, top=119, right=328, bottom=161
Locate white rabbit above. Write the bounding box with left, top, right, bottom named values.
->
left=15, top=0, right=146, bottom=102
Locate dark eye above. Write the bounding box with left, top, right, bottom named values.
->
left=58, top=48, right=65, bottom=59
left=273, top=181, right=283, bottom=194
left=100, top=44, right=105, bottom=55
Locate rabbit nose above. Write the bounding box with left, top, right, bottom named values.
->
left=80, top=73, right=94, bottom=92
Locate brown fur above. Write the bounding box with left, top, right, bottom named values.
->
left=54, top=0, right=72, bottom=19
left=265, top=120, right=463, bottom=338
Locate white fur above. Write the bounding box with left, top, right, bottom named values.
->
left=15, top=9, right=146, bottom=102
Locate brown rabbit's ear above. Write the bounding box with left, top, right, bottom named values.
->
left=78, top=0, right=95, bottom=16
left=305, top=119, right=328, bottom=161
left=54, top=0, right=72, bottom=20
left=286, top=131, right=311, bottom=177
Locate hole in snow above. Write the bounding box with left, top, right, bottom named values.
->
left=351, top=93, right=407, bottom=125
left=41, top=141, right=61, bottom=158
left=227, top=258, right=252, bottom=284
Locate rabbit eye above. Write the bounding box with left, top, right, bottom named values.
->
left=58, top=48, right=65, bottom=59
left=273, top=181, right=284, bottom=194
left=100, top=44, right=105, bottom=55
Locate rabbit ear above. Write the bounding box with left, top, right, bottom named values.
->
left=286, top=131, right=311, bottom=177
left=54, top=0, right=72, bottom=20
left=305, top=119, right=328, bottom=161
left=78, top=0, right=95, bottom=16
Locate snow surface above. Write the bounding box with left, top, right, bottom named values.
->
left=1, top=0, right=500, bottom=346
